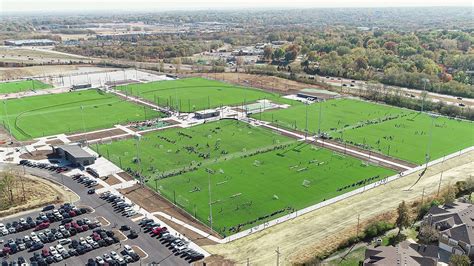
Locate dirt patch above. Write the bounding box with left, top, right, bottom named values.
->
left=19, top=149, right=58, bottom=160
left=46, top=139, right=64, bottom=146
left=0, top=170, right=78, bottom=218
left=117, top=172, right=134, bottom=182
left=204, top=150, right=474, bottom=265
left=132, top=245, right=147, bottom=258
left=119, top=184, right=221, bottom=240
left=97, top=216, right=110, bottom=226
left=103, top=175, right=122, bottom=186
left=153, top=214, right=216, bottom=246
left=113, top=229, right=128, bottom=241
left=67, top=128, right=127, bottom=142
left=200, top=255, right=235, bottom=266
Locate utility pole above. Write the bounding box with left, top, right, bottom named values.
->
left=356, top=214, right=360, bottom=238
left=437, top=171, right=444, bottom=197
left=275, top=247, right=280, bottom=266
left=421, top=187, right=425, bottom=206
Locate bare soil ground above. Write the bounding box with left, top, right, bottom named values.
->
left=119, top=184, right=221, bottom=240
left=113, top=229, right=128, bottom=241
left=203, top=150, right=474, bottom=265
left=67, top=128, right=127, bottom=142
left=153, top=214, right=216, bottom=246
left=116, top=172, right=134, bottom=182
left=103, top=175, right=122, bottom=186
left=0, top=65, right=117, bottom=80
left=97, top=216, right=110, bottom=226
left=191, top=72, right=329, bottom=96
left=45, top=139, right=64, bottom=146
left=132, top=245, right=147, bottom=258
left=0, top=172, right=78, bottom=218
left=19, top=149, right=57, bottom=160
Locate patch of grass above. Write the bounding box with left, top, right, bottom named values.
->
left=116, top=77, right=282, bottom=112
left=148, top=141, right=395, bottom=234
left=0, top=80, right=52, bottom=94
left=254, top=98, right=474, bottom=164
left=1, top=90, right=163, bottom=140
left=327, top=246, right=367, bottom=266
left=94, top=119, right=292, bottom=176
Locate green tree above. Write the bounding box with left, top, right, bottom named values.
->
left=272, top=48, right=285, bottom=60
left=449, top=254, right=470, bottom=266
left=396, top=201, right=410, bottom=235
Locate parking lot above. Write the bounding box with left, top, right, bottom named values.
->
left=0, top=162, right=194, bottom=265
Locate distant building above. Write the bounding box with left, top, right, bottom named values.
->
left=52, top=145, right=96, bottom=166
left=422, top=201, right=474, bottom=257
left=4, top=39, right=58, bottom=46
left=194, top=110, right=220, bottom=119
left=72, top=84, right=92, bottom=90
left=363, top=241, right=439, bottom=265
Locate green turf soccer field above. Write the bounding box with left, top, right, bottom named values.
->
left=94, top=119, right=293, bottom=175
left=95, top=119, right=395, bottom=235
left=115, top=77, right=277, bottom=112
left=149, top=141, right=395, bottom=235
left=253, top=98, right=473, bottom=164
left=0, top=80, right=52, bottom=94
left=1, top=90, right=163, bottom=140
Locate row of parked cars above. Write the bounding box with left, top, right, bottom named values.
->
left=139, top=218, right=204, bottom=262
left=0, top=217, right=100, bottom=258
left=86, top=245, right=140, bottom=266
left=19, top=160, right=68, bottom=174
left=99, top=192, right=138, bottom=217
left=26, top=228, right=123, bottom=266
left=99, top=192, right=204, bottom=262
left=0, top=204, right=87, bottom=237
left=72, top=174, right=99, bottom=189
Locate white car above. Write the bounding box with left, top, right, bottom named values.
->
left=56, top=244, right=65, bottom=253
left=1, top=229, right=8, bottom=236
left=58, top=238, right=71, bottom=245
left=83, top=218, right=91, bottom=224
left=103, top=254, right=113, bottom=262
left=110, top=251, right=120, bottom=260
left=53, top=254, right=63, bottom=262
left=96, top=256, right=105, bottom=265
left=123, top=245, right=133, bottom=255
left=49, top=246, right=58, bottom=256
left=86, top=236, right=94, bottom=244
left=0, top=223, right=4, bottom=230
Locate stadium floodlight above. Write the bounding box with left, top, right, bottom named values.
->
left=420, top=78, right=429, bottom=113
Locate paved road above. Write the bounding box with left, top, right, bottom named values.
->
left=0, top=163, right=189, bottom=266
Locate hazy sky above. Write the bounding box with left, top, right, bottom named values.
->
left=2, top=0, right=472, bottom=12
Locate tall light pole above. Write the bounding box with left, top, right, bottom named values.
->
left=135, top=135, right=143, bottom=187
left=420, top=78, right=429, bottom=113
left=425, top=114, right=436, bottom=169
left=208, top=170, right=213, bottom=231
left=2, top=100, right=13, bottom=144
left=317, top=101, right=323, bottom=136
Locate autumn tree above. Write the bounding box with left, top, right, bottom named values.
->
left=396, top=201, right=410, bottom=235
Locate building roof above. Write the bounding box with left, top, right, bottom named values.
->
left=56, top=145, right=93, bottom=159
left=364, top=241, right=438, bottom=266
left=5, top=39, right=57, bottom=45
left=425, top=201, right=474, bottom=245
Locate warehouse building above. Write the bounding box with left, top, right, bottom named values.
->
left=4, top=39, right=58, bottom=46
left=194, top=109, right=220, bottom=119
left=52, top=145, right=96, bottom=166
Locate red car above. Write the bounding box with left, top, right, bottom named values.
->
left=92, top=232, right=101, bottom=241
left=69, top=211, right=76, bottom=217
left=82, top=225, right=89, bottom=231
left=152, top=226, right=167, bottom=236
left=64, top=223, right=71, bottom=230
left=2, top=247, right=11, bottom=255
left=34, top=222, right=50, bottom=231
left=41, top=248, right=50, bottom=257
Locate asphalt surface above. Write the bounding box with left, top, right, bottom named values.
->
left=0, top=163, right=189, bottom=266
